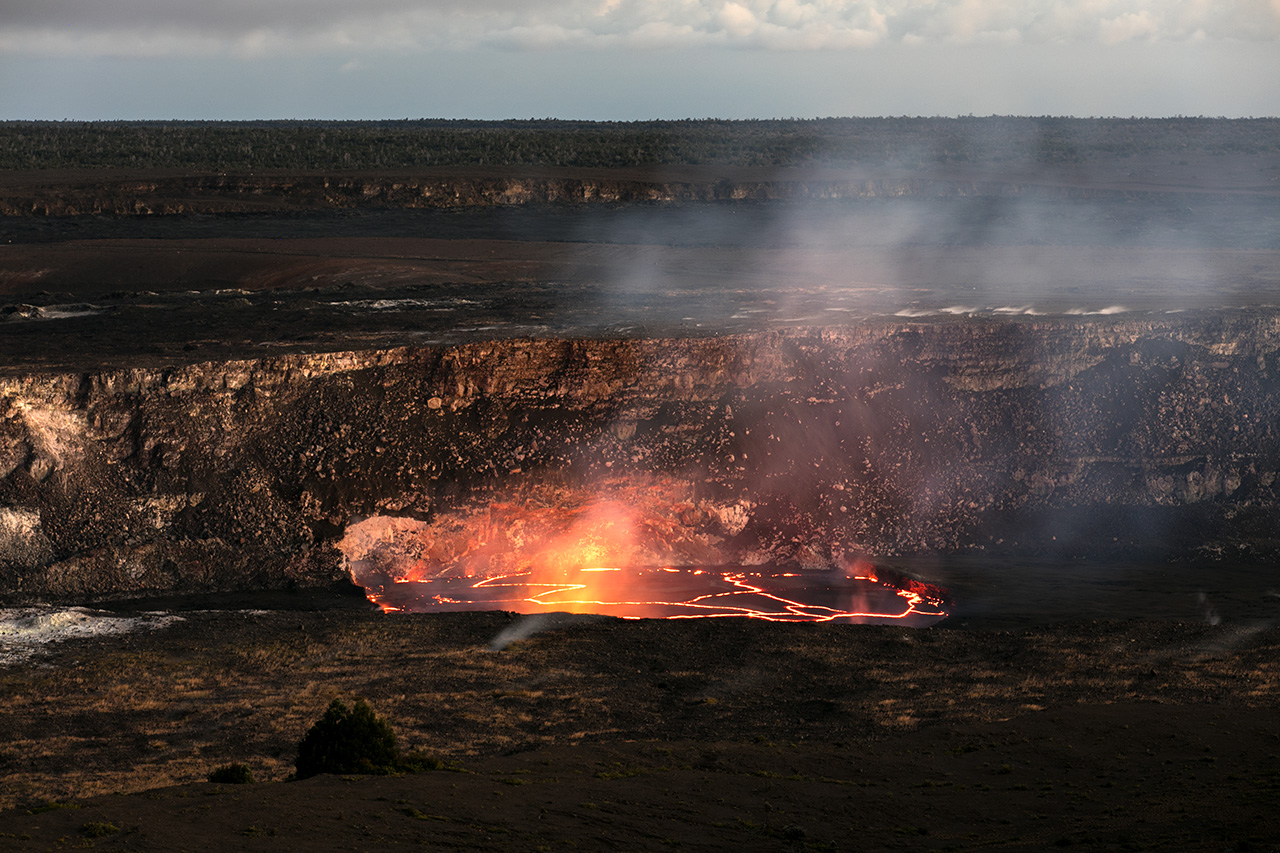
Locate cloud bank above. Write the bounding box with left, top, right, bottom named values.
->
left=2, top=0, right=1278, bottom=57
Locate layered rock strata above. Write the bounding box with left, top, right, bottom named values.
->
left=0, top=167, right=1247, bottom=218
left=1, top=312, right=1277, bottom=601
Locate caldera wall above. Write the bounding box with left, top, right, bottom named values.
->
left=2, top=313, right=1278, bottom=601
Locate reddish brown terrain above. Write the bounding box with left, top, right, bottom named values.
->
left=1, top=607, right=1278, bottom=851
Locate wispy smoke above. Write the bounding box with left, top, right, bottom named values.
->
left=1197, top=591, right=1221, bottom=626
left=487, top=613, right=552, bottom=651
left=487, top=612, right=613, bottom=650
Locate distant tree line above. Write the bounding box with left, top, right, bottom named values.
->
left=1, top=116, right=1276, bottom=172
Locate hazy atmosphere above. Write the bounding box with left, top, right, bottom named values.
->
left=2, top=0, right=1279, bottom=118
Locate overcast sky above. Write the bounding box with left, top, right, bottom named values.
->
left=2, top=0, right=1278, bottom=119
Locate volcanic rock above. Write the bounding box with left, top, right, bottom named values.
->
left=0, top=312, right=1277, bottom=600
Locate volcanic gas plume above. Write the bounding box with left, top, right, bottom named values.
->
left=339, top=479, right=951, bottom=626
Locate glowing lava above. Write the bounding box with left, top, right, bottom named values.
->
left=363, top=565, right=950, bottom=626
left=341, top=483, right=951, bottom=626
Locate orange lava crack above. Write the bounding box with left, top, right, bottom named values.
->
left=367, top=566, right=949, bottom=626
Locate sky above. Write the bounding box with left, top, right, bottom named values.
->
left=1, top=0, right=1278, bottom=120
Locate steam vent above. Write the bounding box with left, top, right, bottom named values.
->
left=2, top=125, right=1279, bottom=607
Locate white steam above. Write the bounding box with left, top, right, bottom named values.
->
left=487, top=613, right=552, bottom=650
left=1197, top=591, right=1221, bottom=626
left=0, top=607, right=183, bottom=666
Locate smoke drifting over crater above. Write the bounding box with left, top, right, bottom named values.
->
left=316, top=129, right=1278, bottom=619
left=0, top=121, right=1278, bottom=625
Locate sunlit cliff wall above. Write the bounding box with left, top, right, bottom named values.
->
left=0, top=171, right=1197, bottom=217
left=1, top=313, right=1278, bottom=601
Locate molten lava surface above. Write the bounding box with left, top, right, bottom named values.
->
left=364, top=566, right=950, bottom=626
left=342, top=488, right=951, bottom=625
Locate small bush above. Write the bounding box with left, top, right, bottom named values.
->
left=26, top=800, right=79, bottom=815
left=80, top=821, right=118, bottom=838
left=208, top=763, right=255, bottom=784
left=295, top=698, right=400, bottom=779
left=389, top=750, right=445, bottom=774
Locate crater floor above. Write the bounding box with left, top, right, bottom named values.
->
left=0, top=607, right=1277, bottom=850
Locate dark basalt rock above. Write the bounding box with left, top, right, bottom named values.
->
left=0, top=311, right=1277, bottom=602
left=0, top=168, right=1193, bottom=218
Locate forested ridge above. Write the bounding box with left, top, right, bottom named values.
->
left=3, top=116, right=1277, bottom=171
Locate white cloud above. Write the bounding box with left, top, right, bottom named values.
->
left=1099, top=11, right=1159, bottom=43
left=0, top=0, right=1276, bottom=57
left=768, top=0, right=817, bottom=28
left=718, top=2, right=761, bottom=38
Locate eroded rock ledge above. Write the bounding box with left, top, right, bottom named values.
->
left=0, top=167, right=1233, bottom=218
left=1, top=313, right=1278, bottom=601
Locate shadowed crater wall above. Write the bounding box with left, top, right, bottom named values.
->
left=0, top=312, right=1278, bottom=602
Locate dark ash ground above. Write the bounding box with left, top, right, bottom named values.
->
left=0, top=575, right=1278, bottom=851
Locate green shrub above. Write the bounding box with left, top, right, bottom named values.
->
left=208, top=763, right=255, bottom=784
left=80, top=821, right=118, bottom=838
left=400, top=752, right=446, bottom=772
left=295, top=698, right=400, bottom=779
left=26, top=800, right=79, bottom=815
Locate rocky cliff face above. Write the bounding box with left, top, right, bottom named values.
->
left=0, top=169, right=1200, bottom=217
left=1, top=312, right=1278, bottom=601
